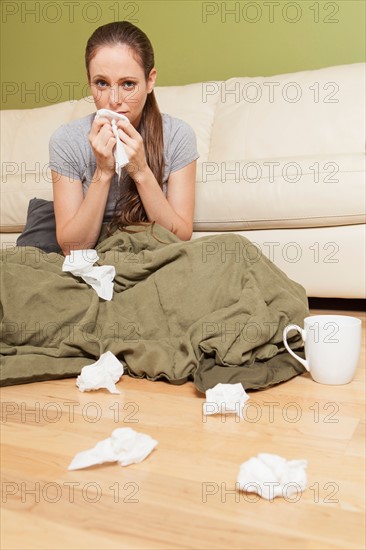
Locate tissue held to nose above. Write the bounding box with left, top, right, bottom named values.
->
left=95, top=108, right=130, bottom=177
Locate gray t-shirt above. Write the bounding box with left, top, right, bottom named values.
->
left=49, top=112, right=200, bottom=220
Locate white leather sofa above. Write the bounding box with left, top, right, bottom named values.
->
left=1, top=62, right=365, bottom=298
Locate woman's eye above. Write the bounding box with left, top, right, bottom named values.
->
left=96, top=80, right=108, bottom=88
left=123, top=81, right=135, bottom=89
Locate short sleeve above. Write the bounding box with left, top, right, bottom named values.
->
left=49, top=125, right=83, bottom=181
left=169, top=120, right=200, bottom=173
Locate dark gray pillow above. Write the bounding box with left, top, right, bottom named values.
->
left=16, top=198, right=62, bottom=253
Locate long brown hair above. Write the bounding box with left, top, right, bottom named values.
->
left=85, top=21, right=164, bottom=237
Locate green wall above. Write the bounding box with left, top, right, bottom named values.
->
left=1, top=0, right=365, bottom=109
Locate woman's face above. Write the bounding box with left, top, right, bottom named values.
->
left=88, top=44, right=156, bottom=128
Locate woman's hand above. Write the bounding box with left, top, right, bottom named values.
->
left=89, top=116, right=116, bottom=177
left=116, top=118, right=149, bottom=180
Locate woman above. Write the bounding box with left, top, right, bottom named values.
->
left=1, top=21, right=309, bottom=390
left=49, top=21, right=199, bottom=255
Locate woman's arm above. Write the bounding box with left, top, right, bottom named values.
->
left=52, top=170, right=113, bottom=255
left=52, top=116, right=117, bottom=255
left=133, top=160, right=196, bottom=241
left=116, top=118, right=197, bottom=241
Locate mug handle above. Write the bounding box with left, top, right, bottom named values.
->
left=283, top=324, right=310, bottom=371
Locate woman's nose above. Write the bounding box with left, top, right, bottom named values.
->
left=109, top=84, right=123, bottom=106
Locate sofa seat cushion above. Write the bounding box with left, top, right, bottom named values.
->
left=0, top=173, right=53, bottom=232
left=1, top=153, right=364, bottom=234
left=194, top=153, right=366, bottom=231
left=0, top=154, right=366, bottom=233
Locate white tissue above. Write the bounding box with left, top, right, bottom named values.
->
left=237, top=453, right=308, bottom=500
left=203, top=383, right=250, bottom=418
left=76, top=351, right=124, bottom=394
left=62, top=249, right=115, bottom=301
left=95, top=108, right=129, bottom=177
left=67, top=427, right=158, bottom=470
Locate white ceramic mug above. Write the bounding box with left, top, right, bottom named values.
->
left=283, top=315, right=362, bottom=385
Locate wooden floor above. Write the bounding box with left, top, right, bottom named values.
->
left=1, top=306, right=365, bottom=550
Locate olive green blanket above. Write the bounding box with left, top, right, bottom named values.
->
left=0, top=224, right=308, bottom=391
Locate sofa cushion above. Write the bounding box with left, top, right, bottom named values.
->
left=194, top=154, right=366, bottom=231
left=1, top=101, right=78, bottom=169
left=16, top=198, right=61, bottom=253
left=0, top=173, right=53, bottom=232
left=1, top=154, right=365, bottom=234
left=208, top=63, right=365, bottom=161
left=154, top=81, right=220, bottom=163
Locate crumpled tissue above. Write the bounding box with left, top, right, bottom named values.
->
left=95, top=108, right=129, bottom=177
left=76, top=351, right=124, bottom=394
left=203, top=383, right=250, bottom=418
left=68, top=427, right=158, bottom=470
left=62, top=248, right=115, bottom=300
left=237, top=453, right=308, bottom=500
